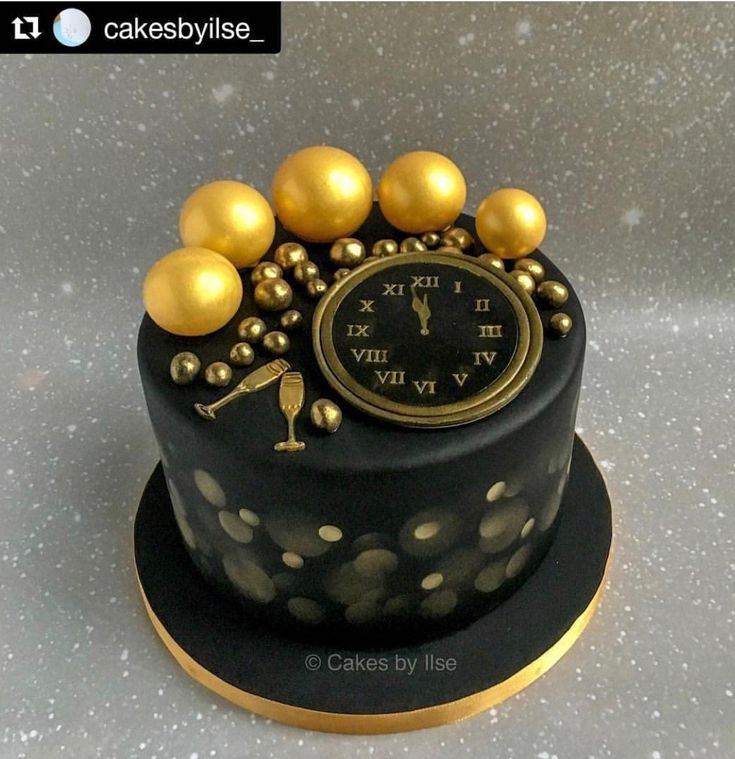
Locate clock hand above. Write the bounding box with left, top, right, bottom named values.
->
left=410, top=285, right=431, bottom=336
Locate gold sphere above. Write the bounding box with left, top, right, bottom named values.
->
left=514, top=257, right=545, bottom=283
left=306, top=278, right=329, bottom=298
left=372, top=239, right=399, bottom=257
left=361, top=256, right=380, bottom=266
left=280, top=309, right=303, bottom=331
left=250, top=261, right=283, bottom=286
left=537, top=280, right=569, bottom=308
left=143, top=247, right=243, bottom=337
left=378, top=151, right=467, bottom=234
left=510, top=270, right=536, bottom=295
left=330, top=238, right=366, bottom=268
left=421, top=231, right=441, bottom=248
left=443, top=227, right=475, bottom=252
left=204, top=361, right=232, bottom=387
left=477, top=252, right=505, bottom=271
left=169, top=352, right=201, bottom=385
left=476, top=188, right=547, bottom=259
left=237, top=316, right=267, bottom=343
left=254, top=278, right=293, bottom=312
left=294, top=260, right=320, bottom=285
left=400, top=237, right=428, bottom=254
left=310, top=398, right=342, bottom=433
left=229, top=342, right=255, bottom=366
left=262, top=331, right=290, bottom=355
left=272, top=146, right=373, bottom=243
left=274, top=242, right=308, bottom=270
left=179, top=180, right=275, bottom=269
left=549, top=312, right=573, bottom=337
left=436, top=246, right=463, bottom=256
left=333, top=268, right=352, bottom=282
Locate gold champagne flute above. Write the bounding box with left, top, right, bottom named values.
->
left=274, top=372, right=306, bottom=452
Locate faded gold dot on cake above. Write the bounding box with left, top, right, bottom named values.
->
left=505, top=545, right=533, bottom=578
left=193, top=469, right=226, bottom=508
left=282, top=551, right=304, bottom=569
left=218, top=511, right=253, bottom=544
left=421, top=572, right=444, bottom=591
left=351, top=532, right=390, bottom=553
left=478, top=498, right=530, bottom=553
left=265, top=513, right=331, bottom=557
left=420, top=589, right=457, bottom=618
left=538, top=492, right=562, bottom=532
left=413, top=521, right=440, bottom=541
left=324, top=562, right=382, bottom=606
left=287, top=597, right=325, bottom=624
left=318, top=525, right=343, bottom=542
left=400, top=509, right=460, bottom=557
left=474, top=560, right=507, bottom=593
left=238, top=508, right=260, bottom=527
left=435, top=547, right=486, bottom=589
left=222, top=555, right=275, bottom=604
left=173, top=512, right=197, bottom=550
left=520, top=518, right=536, bottom=539
left=345, top=600, right=379, bottom=625
left=485, top=481, right=506, bottom=502
left=354, top=549, right=398, bottom=578
left=167, top=478, right=185, bottom=517
left=383, top=594, right=417, bottom=616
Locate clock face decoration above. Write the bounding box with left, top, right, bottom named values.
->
left=312, top=253, right=543, bottom=428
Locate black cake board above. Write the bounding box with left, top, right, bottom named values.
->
left=133, top=435, right=612, bottom=734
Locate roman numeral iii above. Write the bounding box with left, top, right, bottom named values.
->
left=478, top=324, right=503, bottom=338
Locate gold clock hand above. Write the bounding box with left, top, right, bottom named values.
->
left=410, top=285, right=431, bottom=336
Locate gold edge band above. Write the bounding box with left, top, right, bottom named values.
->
left=135, top=546, right=609, bottom=734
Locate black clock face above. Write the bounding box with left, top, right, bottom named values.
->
left=313, top=254, right=542, bottom=427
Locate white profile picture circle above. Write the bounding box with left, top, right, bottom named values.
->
left=53, top=8, right=92, bottom=47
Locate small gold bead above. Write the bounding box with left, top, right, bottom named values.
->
left=305, top=278, right=329, bottom=298
left=310, top=398, right=342, bottom=433
left=549, top=312, right=573, bottom=337
left=361, top=256, right=380, bottom=266
left=510, top=270, right=537, bottom=295
left=262, top=331, right=290, bottom=355
left=421, top=231, right=441, bottom=248
left=279, top=309, right=303, bottom=331
left=399, top=237, right=428, bottom=254
left=330, top=238, right=366, bottom=268
left=333, top=268, right=352, bottom=282
left=435, top=246, right=463, bottom=256
left=537, top=280, right=569, bottom=308
left=293, top=260, right=320, bottom=285
left=477, top=252, right=506, bottom=271
left=237, top=316, right=267, bottom=343
left=254, top=277, right=293, bottom=312
left=204, top=361, right=232, bottom=387
left=273, top=242, right=308, bottom=270
left=372, top=239, right=399, bottom=257
left=250, top=261, right=283, bottom=287
left=169, top=352, right=201, bottom=385
left=443, top=227, right=475, bottom=252
left=229, top=342, right=255, bottom=366
left=514, top=257, right=545, bottom=283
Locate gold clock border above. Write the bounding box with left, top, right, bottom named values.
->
left=312, top=253, right=544, bottom=428
left=135, top=557, right=608, bottom=734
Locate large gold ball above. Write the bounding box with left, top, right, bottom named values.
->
left=378, top=151, right=467, bottom=234
left=254, top=278, right=293, bottom=312
left=179, top=180, right=275, bottom=269
left=330, top=238, right=366, bottom=268
left=143, top=247, right=243, bottom=336
left=169, top=352, right=201, bottom=385
left=475, top=188, right=547, bottom=259
left=272, top=146, right=373, bottom=243
left=273, top=242, right=308, bottom=270
left=310, top=398, right=342, bottom=433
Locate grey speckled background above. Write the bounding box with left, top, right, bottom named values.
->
left=1, top=2, right=733, bottom=757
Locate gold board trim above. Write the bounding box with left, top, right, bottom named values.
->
left=135, top=555, right=608, bottom=734
left=311, top=254, right=543, bottom=428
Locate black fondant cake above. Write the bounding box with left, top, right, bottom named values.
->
left=137, top=205, right=585, bottom=648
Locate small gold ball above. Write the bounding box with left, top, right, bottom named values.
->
left=143, top=247, right=243, bottom=336
left=421, top=231, right=441, bottom=248
left=361, top=256, right=380, bottom=266
left=279, top=309, right=303, bottom=331
left=250, top=261, right=283, bottom=287
left=204, top=361, right=232, bottom=387
left=262, top=331, right=290, bottom=355
left=272, top=146, right=373, bottom=242
left=310, top=398, right=342, bottom=433
left=476, top=188, right=547, bottom=259
left=330, top=238, right=366, bottom=269
left=477, top=252, right=506, bottom=271
left=229, top=342, right=255, bottom=366
left=169, top=352, right=201, bottom=385
left=237, top=316, right=267, bottom=343
left=514, top=257, right=546, bottom=283
left=399, top=237, right=428, bottom=254
left=372, top=239, right=399, bottom=257
left=273, top=242, right=308, bottom=270
left=179, top=180, right=275, bottom=269
left=537, top=280, right=569, bottom=308
left=443, top=227, right=475, bottom=252
left=549, top=312, right=573, bottom=337
left=378, top=151, right=467, bottom=233
left=293, top=260, right=320, bottom=285
left=333, top=268, right=352, bottom=282
left=254, top=278, right=293, bottom=312
left=305, top=278, right=329, bottom=299
left=435, top=246, right=463, bottom=256
left=510, top=270, right=537, bottom=295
